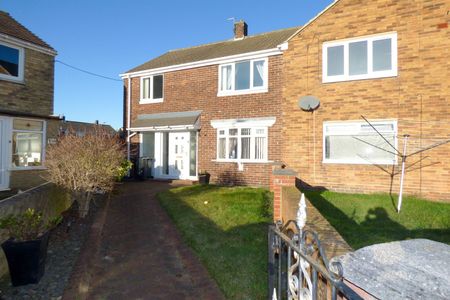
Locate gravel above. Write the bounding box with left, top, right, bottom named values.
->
left=0, top=197, right=104, bottom=300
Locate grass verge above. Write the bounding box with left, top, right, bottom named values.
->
left=158, top=184, right=272, bottom=300
left=305, top=190, right=450, bottom=249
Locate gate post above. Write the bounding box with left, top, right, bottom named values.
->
left=270, top=167, right=297, bottom=222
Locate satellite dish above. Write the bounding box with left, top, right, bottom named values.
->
left=298, top=95, right=320, bottom=111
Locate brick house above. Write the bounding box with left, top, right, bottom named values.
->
left=281, top=0, right=450, bottom=201
left=0, top=11, right=59, bottom=192
left=123, top=0, right=449, bottom=201
left=121, top=22, right=298, bottom=185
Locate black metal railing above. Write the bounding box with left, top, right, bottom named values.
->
left=268, top=221, right=363, bottom=300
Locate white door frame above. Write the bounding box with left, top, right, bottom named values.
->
left=0, top=116, right=11, bottom=191
left=168, top=131, right=190, bottom=179
left=150, top=130, right=198, bottom=180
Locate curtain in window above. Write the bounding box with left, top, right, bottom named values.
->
left=241, top=137, right=251, bottom=159
left=218, top=138, right=226, bottom=159
left=221, top=66, right=232, bottom=90
left=228, top=138, right=237, bottom=159
left=143, top=78, right=150, bottom=98
left=12, top=132, right=42, bottom=167
left=253, top=60, right=264, bottom=87
left=226, top=65, right=232, bottom=90
left=255, top=137, right=265, bottom=160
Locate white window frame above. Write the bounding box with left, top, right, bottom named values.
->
left=140, top=74, right=164, bottom=104
left=0, top=41, right=25, bottom=83
left=216, top=127, right=268, bottom=162
left=11, top=118, right=46, bottom=170
left=217, top=57, right=268, bottom=96
left=323, top=120, right=398, bottom=165
left=322, top=32, right=397, bottom=83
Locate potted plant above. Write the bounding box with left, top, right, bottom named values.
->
left=198, top=170, right=210, bottom=185
left=0, top=209, right=60, bottom=286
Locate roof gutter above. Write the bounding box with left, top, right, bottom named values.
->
left=0, top=33, right=57, bottom=56
left=126, top=75, right=132, bottom=164
left=0, top=109, right=62, bottom=120
left=120, top=47, right=283, bottom=78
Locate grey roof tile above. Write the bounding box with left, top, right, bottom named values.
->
left=0, top=11, right=55, bottom=51
left=126, top=26, right=300, bottom=73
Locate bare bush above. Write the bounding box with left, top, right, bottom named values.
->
left=45, top=127, right=124, bottom=217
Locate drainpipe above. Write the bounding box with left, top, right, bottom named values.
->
left=126, top=75, right=131, bottom=165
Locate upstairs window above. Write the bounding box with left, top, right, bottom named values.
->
left=323, top=33, right=397, bottom=83
left=0, top=42, right=24, bottom=82
left=218, top=58, right=267, bottom=96
left=323, top=120, right=397, bottom=165
left=140, top=74, right=163, bottom=103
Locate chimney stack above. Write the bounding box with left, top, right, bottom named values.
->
left=234, top=20, right=248, bottom=39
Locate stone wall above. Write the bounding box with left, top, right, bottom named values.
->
left=0, top=48, right=54, bottom=116
left=0, top=183, right=72, bottom=277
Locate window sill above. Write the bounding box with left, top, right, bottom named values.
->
left=322, top=160, right=396, bottom=165
left=212, top=159, right=272, bottom=164
left=139, top=98, right=163, bottom=104
left=322, top=72, right=397, bottom=84
left=9, top=166, right=47, bottom=171
left=217, top=88, right=268, bottom=97
left=0, top=76, right=25, bottom=84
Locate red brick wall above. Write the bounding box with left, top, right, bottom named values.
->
left=124, top=55, right=284, bottom=186
left=269, top=169, right=296, bottom=221
left=282, top=0, right=450, bottom=201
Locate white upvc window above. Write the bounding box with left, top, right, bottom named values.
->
left=11, top=118, right=46, bottom=169
left=323, top=120, right=397, bottom=165
left=216, top=127, right=268, bottom=162
left=0, top=41, right=25, bottom=82
left=218, top=58, right=268, bottom=96
left=322, top=32, right=397, bottom=83
left=140, top=74, right=164, bottom=104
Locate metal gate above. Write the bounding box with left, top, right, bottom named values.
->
left=268, top=195, right=363, bottom=300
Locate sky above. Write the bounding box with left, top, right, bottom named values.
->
left=1, top=0, right=333, bottom=129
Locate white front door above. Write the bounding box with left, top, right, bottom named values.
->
left=0, top=117, right=10, bottom=190
left=168, top=132, right=190, bottom=179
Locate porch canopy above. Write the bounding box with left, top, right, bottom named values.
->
left=129, top=110, right=201, bottom=132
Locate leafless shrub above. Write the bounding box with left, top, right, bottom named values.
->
left=45, top=127, right=124, bottom=217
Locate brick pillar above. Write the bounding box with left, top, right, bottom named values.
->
left=270, top=168, right=297, bottom=222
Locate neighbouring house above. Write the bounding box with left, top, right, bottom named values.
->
left=0, top=11, right=60, bottom=193
left=121, top=21, right=299, bottom=185
left=281, top=0, right=450, bottom=201
left=60, top=119, right=116, bottom=137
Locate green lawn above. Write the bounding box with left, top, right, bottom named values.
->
left=305, top=190, right=450, bottom=249
left=158, top=185, right=272, bottom=300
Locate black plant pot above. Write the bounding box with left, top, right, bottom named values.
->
left=1, top=231, right=50, bottom=286
left=198, top=174, right=210, bottom=185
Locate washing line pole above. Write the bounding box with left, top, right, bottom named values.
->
left=358, top=116, right=450, bottom=213
left=397, top=135, right=409, bottom=213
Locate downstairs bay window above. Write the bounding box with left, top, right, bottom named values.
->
left=323, top=120, right=397, bottom=165
left=12, top=119, right=45, bottom=168
left=217, top=127, right=268, bottom=162
left=211, top=117, right=275, bottom=163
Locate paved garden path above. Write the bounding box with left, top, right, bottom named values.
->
left=64, top=180, right=224, bottom=300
